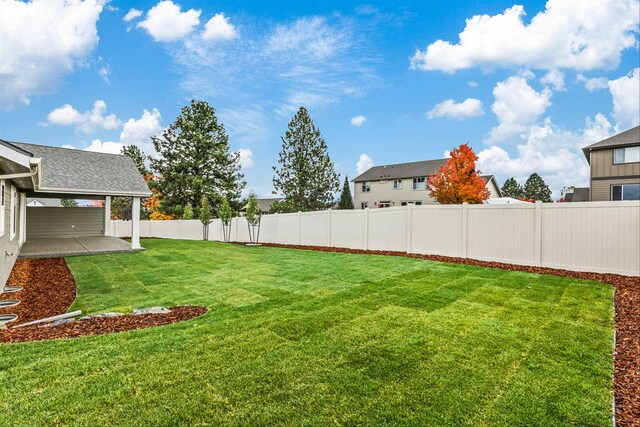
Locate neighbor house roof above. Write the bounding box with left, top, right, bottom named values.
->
left=352, top=159, right=448, bottom=182
left=582, top=126, right=640, bottom=162
left=240, top=198, right=284, bottom=213
left=3, top=140, right=151, bottom=197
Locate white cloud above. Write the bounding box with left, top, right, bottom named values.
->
left=477, top=117, right=611, bottom=198
left=137, top=1, right=200, bottom=42
left=237, top=148, right=254, bottom=169
left=426, top=98, right=484, bottom=120
left=350, top=115, right=367, bottom=127
left=467, top=81, right=479, bottom=87
left=576, top=74, right=609, bottom=91
left=0, top=0, right=104, bottom=109
left=356, top=153, right=374, bottom=175
left=486, top=76, right=552, bottom=143
left=266, top=17, right=350, bottom=60
left=219, top=107, right=269, bottom=144
left=80, top=108, right=162, bottom=155
left=46, top=100, right=121, bottom=134
left=85, top=139, right=124, bottom=154
left=123, top=8, right=142, bottom=22
left=410, top=0, right=639, bottom=73
left=540, top=69, right=565, bottom=91
left=97, top=65, right=110, bottom=83
left=202, top=13, right=237, bottom=41
left=608, top=68, right=640, bottom=131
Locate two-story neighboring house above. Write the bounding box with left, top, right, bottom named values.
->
left=352, top=158, right=501, bottom=209
left=582, top=126, right=640, bottom=201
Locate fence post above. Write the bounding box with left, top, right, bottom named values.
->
left=534, top=201, right=542, bottom=266
left=364, top=208, right=369, bottom=250
left=327, top=209, right=332, bottom=247
left=298, top=211, right=302, bottom=245
left=461, top=202, right=468, bottom=259
left=406, top=204, right=413, bottom=254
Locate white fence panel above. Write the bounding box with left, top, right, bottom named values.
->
left=541, top=202, right=640, bottom=275
left=467, top=204, right=536, bottom=265
left=275, top=212, right=300, bottom=245
left=258, top=215, right=277, bottom=243
left=330, top=210, right=366, bottom=249
left=300, top=211, right=330, bottom=246
left=410, top=205, right=463, bottom=257
left=233, top=217, right=250, bottom=242
left=368, top=207, right=406, bottom=251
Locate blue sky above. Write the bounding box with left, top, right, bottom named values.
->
left=1, top=0, right=638, bottom=198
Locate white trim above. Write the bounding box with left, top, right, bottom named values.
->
left=0, top=144, right=31, bottom=169
left=131, top=197, right=141, bottom=249
left=9, top=186, right=16, bottom=241
left=34, top=186, right=151, bottom=197
left=19, top=193, right=26, bottom=245
left=0, top=180, right=5, bottom=237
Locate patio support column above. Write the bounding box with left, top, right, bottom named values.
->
left=104, top=196, right=111, bottom=236
left=131, top=196, right=141, bottom=249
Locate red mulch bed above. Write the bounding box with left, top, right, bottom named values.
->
left=236, top=242, right=640, bottom=427
left=0, top=258, right=206, bottom=344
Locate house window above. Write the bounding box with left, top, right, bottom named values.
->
left=9, top=186, right=16, bottom=241
left=361, top=202, right=368, bottom=209
left=613, top=146, right=640, bottom=164
left=401, top=201, right=422, bottom=206
left=378, top=201, right=391, bottom=208
left=393, top=179, right=403, bottom=189
left=0, top=180, right=4, bottom=237
left=611, top=184, right=640, bottom=201
left=412, top=177, right=425, bottom=190
left=361, top=181, right=371, bottom=192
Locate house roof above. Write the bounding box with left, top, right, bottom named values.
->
left=3, top=140, right=151, bottom=197
left=582, top=126, right=640, bottom=162
left=352, top=158, right=448, bottom=182
left=241, top=197, right=284, bottom=213
left=564, top=187, right=590, bottom=202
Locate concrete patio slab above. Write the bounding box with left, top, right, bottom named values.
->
left=19, top=236, right=142, bottom=258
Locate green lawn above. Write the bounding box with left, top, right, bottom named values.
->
left=1, top=240, right=614, bottom=426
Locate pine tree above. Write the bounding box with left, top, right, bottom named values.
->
left=272, top=107, right=339, bottom=212
left=524, top=173, right=552, bottom=202
left=61, top=198, right=78, bottom=207
left=337, top=175, right=354, bottom=209
left=150, top=100, right=245, bottom=218
left=501, top=177, right=524, bottom=199
left=427, top=143, right=490, bottom=204
left=121, top=145, right=148, bottom=176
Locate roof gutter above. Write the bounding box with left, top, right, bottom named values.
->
left=0, top=165, right=38, bottom=181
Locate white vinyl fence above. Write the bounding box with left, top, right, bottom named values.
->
left=110, top=201, right=640, bottom=276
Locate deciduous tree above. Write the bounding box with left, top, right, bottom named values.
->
left=150, top=100, right=245, bottom=218
left=272, top=107, right=339, bottom=212
left=427, top=143, right=490, bottom=204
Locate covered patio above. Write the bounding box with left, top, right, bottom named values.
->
left=19, top=236, right=137, bottom=258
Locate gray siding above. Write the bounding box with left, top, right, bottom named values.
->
left=27, top=207, right=104, bottom=238
left=0, top=181, right=24, bottom=287
left=590, top=148, right=640, bottom=179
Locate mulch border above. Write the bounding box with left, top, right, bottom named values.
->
left=234, top=242, right=639, bottom=427
left=0, top=258, right=207, bottom=344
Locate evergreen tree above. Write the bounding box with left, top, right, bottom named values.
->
left=150, top=100, right=245, bottom=217
left=121, top=145, right=149, bottom=176
left=273, top=107, right=339, bottom=212
left=337, top=175, right=354, bottom=209
left=501, top=177, right=524, bottom=199
left=524, top=173, right=552, bottom=202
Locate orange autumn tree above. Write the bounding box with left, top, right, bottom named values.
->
left=143, top=173, right=175, bottom=220
left=427, top=143, right=490, bottom=204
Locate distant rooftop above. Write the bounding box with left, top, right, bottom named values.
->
left=352, top=159, right=448, bottom=182
left=582, top=126, right=640, bottom=161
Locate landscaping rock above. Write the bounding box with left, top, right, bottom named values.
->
left=80, top=312, right=124, bottom=320
left=133, top=306, right=170, bottom=315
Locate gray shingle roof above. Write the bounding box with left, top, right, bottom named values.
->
left=564, top=187, right=590, bottom=202
left=352, top=159, right=448, bottom=182
left=5, top=140, right=151, bottom=197
left=582, top=126, right=640, bottom=161
left=240, top=198, right=284, bottom=213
